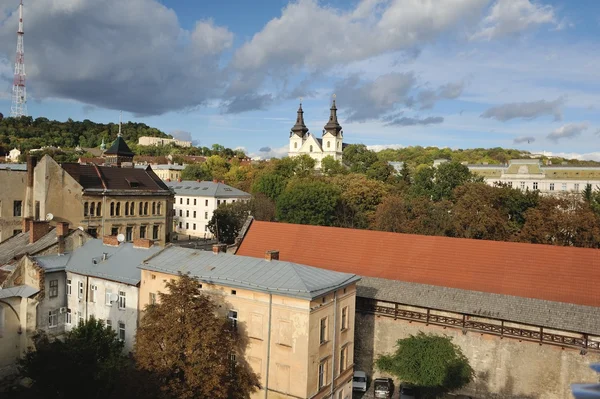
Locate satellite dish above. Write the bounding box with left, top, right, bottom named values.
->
left=110, top=293, right=119, bottom=303
left=117, top=234, right=125, bottom=243
left=46, top=213, right=54, bottom=221
left=78, top=226, right=85, bottom=231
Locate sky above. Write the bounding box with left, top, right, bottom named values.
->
left=0, top=0, right=599, bottom=160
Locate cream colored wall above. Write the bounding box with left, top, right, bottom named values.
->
left=0, top=298, right=22, bottom=371
left=154, top=169, right=182, bottom=181
left=139, top=270, right=355, bottom=399
left=0, top=170, right=27, bottom=242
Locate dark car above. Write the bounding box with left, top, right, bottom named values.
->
left=400, top=383, right=416, bottom=399
left=374, top=377, right=394, bottom=398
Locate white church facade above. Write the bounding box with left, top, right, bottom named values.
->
left=288, top=99, right=346, bottom=169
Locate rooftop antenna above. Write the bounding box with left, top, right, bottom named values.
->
left=118, top=111, right=123, bottom=137
left=11, top=0, right=27, bottom=117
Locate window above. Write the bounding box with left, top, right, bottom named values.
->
left=78, top=281, right=84, bottom=299
left=533, top=182, right=538, bottom=190
left=318, top=361, right=326, bottom=389
left=186, top=210, right=189, bottom=217
left=139, top=202, right=143, bottom=215
left=520, top=181, right=525, bottom=190
left=341, top=306, right=348, bottom=330
left=179, top=198, right=183, bottom=205
left=228, top=310, right=238, bottom=330
left=179, top=222, right=182, bottom=228
left=13, top=200, right=22, bottom=217
left=66, top=279, right=72, bottom=296
left=116, top=202, right=121, bottom=216
left=194, top=199, right=197, bottom=205
left=129, top=202, right=134, bottom=216
left=310, top=145, right=313, bottom=152
left=48, top=309, right=58, bottom=328
left=152, top=202, right=156, bottom=215
left=90, top=202, right=95, bottom=216
left=205, top=199, right=208, bottom=206
left=179, top=209, right=183, bottom=217
left=157, top=202, right=161, bottom=215
left=205, top=212, right=208, bottom=219
left=193, top=223, right=196, bottom=230
left=126, top=226, right=133, bottom=242
left=153, top=225, right=159, bottom=240
left=106, top=319, right=112, bottom=329
left=294, top=142, right=297, bottom=149
left=106, top=289, right=113, bottom=306
left=340, top=346, right=348, bottom=372
left=149, top=292, right=156, bottom=305
left=327, top=141, right=330, bottom=148
left=124, top=202, right=129, bottom=216
left=65, top=308, right=72, bottom=324
left=217, top=200, right=221, bottom=206
left=84, top=202, right=89, bottom=216
left=574, top=183, right=580, bottom=192
left=562, top=183, right=567, bottom=191
left=507, top=181, right=513, bottom=188
left=550, top=183, right=555, bottom=191
left=320, top=317, right=328, bottom=344
left=90, top=284, right=97, bottom=303
left=78, top=312, right=84, bottom=324
left=49, top=280, right=58, bottom=298
left=87, top=228, right=97, bottom=238
left=118, top=322, right=125, bottom=341
left=111, top=227, right=119, bottom=236
left=144, top=202, right=149, bottom=215
left=140, top=225, right=146, bottom=239
left=97, top=202, right=102, bottom=216
left=231, top=290, right=236, bottom=295
left=193, top=211, right=196, bottom=218
left=118, top=291, right=126, bottom=309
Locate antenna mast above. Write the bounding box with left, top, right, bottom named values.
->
left=11, top=0, right=27, bottom=118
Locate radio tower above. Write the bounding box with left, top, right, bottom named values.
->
left=11, top=0, right=27, bottom=118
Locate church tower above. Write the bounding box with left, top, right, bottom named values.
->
left=322, top=96, right=343, bottom=161
left=104, top=112, right=134, bottom=167
left=289, top=102, right=308, bottom=156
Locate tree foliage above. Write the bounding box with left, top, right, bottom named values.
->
left=276, top=180, right=341, bottom=226
left=135, top=274, right=260, bottom=399
left=208, top=201, right=250, bottom=244
left=19, top=317, right=128, bottom=399
left=376, top=332, right=473, bottom=397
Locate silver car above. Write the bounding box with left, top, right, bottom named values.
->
left=353, top=371, right=367, bottom=392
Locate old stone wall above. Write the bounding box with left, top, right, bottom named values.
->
left=354, top=312, right=600, bottom=399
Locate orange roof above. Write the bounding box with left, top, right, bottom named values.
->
left=236, top=221, right=600, bottom=308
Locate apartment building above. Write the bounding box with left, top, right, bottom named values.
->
left=0, top=164, right=27, bottom=242
left=139, top=245, right=360, bottom=399
left=466, top=159, right=600, bottom=194
left=34, top=237, right=162, bottom=352
left=147, top=164, right=185, bottom=181
left=138, top=136, right=192, bottom=147
left=165, top=180, right=251, bottom=239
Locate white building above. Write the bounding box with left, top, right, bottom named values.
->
left=138, top=136, right=192, bottom=148
left=165, top=180, right=251, bottom=239
left=468, top=159, right=600, bottom=195
left=5, top=148, right=21, bottom=163
left=288, top=100, right=346, bottom=169
left=34, top=237, right=162, bottom=352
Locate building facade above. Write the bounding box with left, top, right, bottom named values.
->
left=165, top=180, right=251, bottom=239
left=5, top=148, right=21, bottom=163
left=467, top=159, right=600, bottom=194
left=138, top=136, right=192, bottom=148
left=0, top=164, right=27, bottom=242
left=139, top=246, right=360, bottom=399
left=288, top=101, right=345, bottom=169
left=148, top=164, right=185, bottom=181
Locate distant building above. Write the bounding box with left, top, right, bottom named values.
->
left=139, top=245, right=360, bottom=399
left=388, top=161, right=404, bottom=174
left=468, top=159, right=600, bottom=194
left=5, top=148, right=21, bottom=163
left=166, top=180, right=251, bottom=239
left=138, top=136, right=192, bottom=148
left=288, top=100, right=346, bottom=169
left=148, top=164, right=186, bottom=181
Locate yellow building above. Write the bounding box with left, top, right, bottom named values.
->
left=148, top=164, right=185, bottom=181
left=139, top=245, right=360, bottom=399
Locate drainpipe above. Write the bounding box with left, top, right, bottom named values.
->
left=264, top=293, right=273, bottom=399
left=330, top=290, right=338, bottom=398
left=102, top=194, right=107, bottom=237
left=85, top=276, right=89, bottom=322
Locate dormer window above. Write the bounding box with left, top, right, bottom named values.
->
left=126, top=178, right=139, bottom=188
left=327, top=141, right=330, bottom=148
left=310, top=145, right=313, bottom=152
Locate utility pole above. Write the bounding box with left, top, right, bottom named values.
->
left=11, top=0, right=27, bottom=118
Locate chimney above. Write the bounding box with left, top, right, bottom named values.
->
left=56, top=222, right=69, bottom=238
left=212, top=244, right=227, bottom=254
left=22, top=217, right=33, bottom=233
left=178, top=178, right=182, bottom=182
left=57, top=236, right=65, bottom=255
left=29, top=220, right=50, bottom=244
left=133, top=238, right=153, bottom=249
left=265, top=250, right=279, bottom=261
left=102, top=235, right=119, bottom=247
left=26, top=155, right=37, bottom=188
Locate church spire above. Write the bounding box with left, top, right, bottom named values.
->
left=323, top=94, right=342, bottom=136
left=290, top=101, right=309, bottom=137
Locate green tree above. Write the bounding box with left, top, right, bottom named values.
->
left=321, top=155, right=347, bottom=176
left=366, top=160, right=394, bottom=182
left=249, top=193, right=276, bottom=221
left=376, top=332, right=473, bottom=398
left=181, top=164, right=210, bottom=181
left=400, top=162, right=411, bottom=185
left=19, top=317, right=128, bottom=399
left=135, top=274, right=260, bottom=399
left=330, top=174, right=390, bottom=229
left=295, top=154, right=316, bottom=177
left=252, top=173, right=288, bottom=201
left=208, top=201, right=251, bottom=244
left=276, top=180, right=341, bottom=225
left=342, top=144, right=378, bottom=173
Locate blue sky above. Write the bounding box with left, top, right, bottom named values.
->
left=0, top=0, right=599, bottom=159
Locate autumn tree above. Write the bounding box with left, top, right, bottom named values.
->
left=135, top=274, right=260, bottom=399
left=19, top=317, right=128, bottom=399
left=276, top=179, right=341, bottom=226
left=376, top=332, right=473, bottom=398
left=330, top=174, right=390, bottom=229
left=208, top=201, right=251, bottom=244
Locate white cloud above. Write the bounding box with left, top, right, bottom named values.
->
left=481, top=97, right=564, bottom=122
left=513, top=136, right=536, bottom=144
left=531, top=151, right=600, bottom=162
left=547, top=123, right=589, bottom=142
left=472, top=0, right=557, bottom=41
left=367, top=144, right=405, bottom=151
left=249, top=145, right=288, bottom=160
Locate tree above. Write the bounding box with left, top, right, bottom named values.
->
left=376, top=332, right=473, bottom=398
left=400, top=162, right=411, bottom=185
left=294, top=154, right=316, bottom=177
left=208, top=201, right=251, bottom=244
left=252, top=173, right=288, bottom=201
left=249, top=193, right=276, bottom=221
left=342, top=144, right=378, bottom=173
left=330, top=174, right=390, bottom=229
left=321, top=155, right=347, bottom=176
left=276, top=180, right=341, bottom=226
left=135, top=274, right=260, bottom=399
left=19, top=317, right=128, bottom=399
left=366, top=160, right=395, bottom=182
left=181, top=164, right=210, bottom=181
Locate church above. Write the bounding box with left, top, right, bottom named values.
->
left=288, top=98, right=346, bottom=169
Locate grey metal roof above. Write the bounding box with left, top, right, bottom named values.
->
left=148, top=164, right=186, bottom=171
left=358, top=277, right=600, bottom=335
left=140, top=246, right=360, bottom=300
left=0, top=164, right=27, bottom=171
left=34, top=239, right=163, bottom=285
left=0, top=228, right=60, bottom=266
left=165, top=180, right=251, bottom=198
left=0, top=285, right=39, bottom=299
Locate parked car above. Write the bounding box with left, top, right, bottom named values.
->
left=399, top=383, right=417, bottom=399
left=374, top=377, right=394, bottom=398
left=353, top=371, right=367, bottom=392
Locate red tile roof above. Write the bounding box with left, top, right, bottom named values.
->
left=236, top=221, right=600, bottom=307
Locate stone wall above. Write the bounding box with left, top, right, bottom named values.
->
left=354, top=312, right=600, bottom=399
